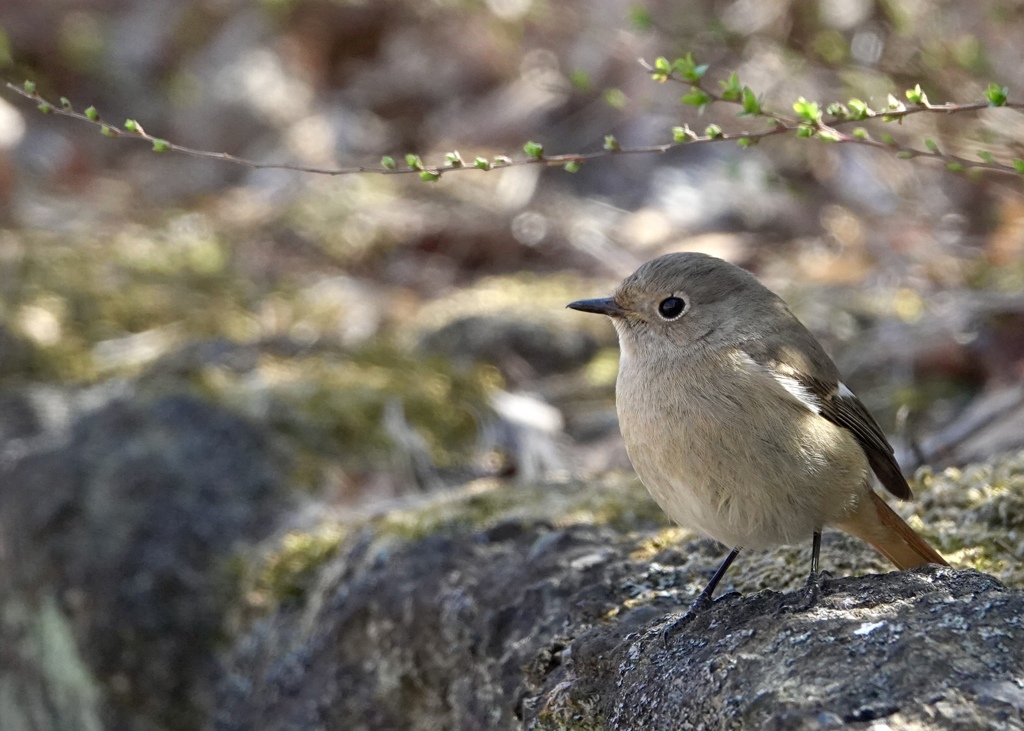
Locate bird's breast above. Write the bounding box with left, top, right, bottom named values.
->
left=615, top=349, right=868, bottom=549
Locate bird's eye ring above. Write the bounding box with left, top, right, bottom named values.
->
left=657, top=296, right=687, bottom=320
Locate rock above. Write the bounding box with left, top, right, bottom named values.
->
left=215, top=521, right=633, bottom=731
left=213, top=461, right=1024, bottom=731
left=419, top=315, right=599, bottom=381
left=5, top=382, right=1023, bottom=731
left=526, top=567, right=1019, bottom=730
left=0, top=391, right=292, bottom=731
left=0, top=322, right=38, bottom=378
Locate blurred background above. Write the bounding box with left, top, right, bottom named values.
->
left=1, top=0, right=1022, bottom=498
left=1, top=0, right=1024, bottom=728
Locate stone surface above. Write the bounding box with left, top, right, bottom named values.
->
left=0, top=391, right=292, bottom=731
left=2, top=379, right=1023, bottom=731
left=214, top=482, right=1024, bottom=730
left=419, top=315, right=599, bottom=381
left=527, top=567, right=1023, bottom=730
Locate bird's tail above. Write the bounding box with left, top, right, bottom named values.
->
left=835, top=491, right=948, bottom=569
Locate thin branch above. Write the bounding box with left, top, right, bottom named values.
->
left=5, top=82, right=416, bottom=176
left=639, top=57, right=1024, bottom=123
left=7, top=58, right=1024, bottom=180
left=2, top=80, right=786, bottom=177
left=640, top=57, right=1024, bottom=176
left=816, top=125, right=1017, bottom=175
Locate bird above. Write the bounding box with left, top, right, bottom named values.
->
left=567, top=252, right=948, bottom=617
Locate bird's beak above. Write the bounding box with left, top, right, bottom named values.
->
left=566, top=297, right=626, bottom=317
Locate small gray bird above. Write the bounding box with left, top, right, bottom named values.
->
left=568, top=252, right=947, bottom=615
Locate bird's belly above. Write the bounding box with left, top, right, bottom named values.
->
left=632, top=455, right=848, bottom=550
left=620, top=394, right=870, bottom=550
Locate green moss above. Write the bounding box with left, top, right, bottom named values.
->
left=252, top=526, right=347, bottom=605
left=243, top=474, right=668, bottom=612
left=912, top=453, right=1024, bottom=587
left=0, top=224, right=248, bottom=383
left=200, top=342, right=499, bottom=485
left=406, top=272, right=618, bottom=340
left=371, top=473, right=669, bottom=543
left=1, top=595, right=104, bottom=731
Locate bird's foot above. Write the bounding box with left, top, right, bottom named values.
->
left=661, top=591, right=714, bottom=646
left=799, top=569, right=832, bottom=610
left=773, top=570, right=832, bottom=617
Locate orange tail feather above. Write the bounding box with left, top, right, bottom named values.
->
left=836, top=491, right=948, bottom=570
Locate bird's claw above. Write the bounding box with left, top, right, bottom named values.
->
left=660, top=591, right=714, bottom=646
left=799, top=569, right=832, bottom=610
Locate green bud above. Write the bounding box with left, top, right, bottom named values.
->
left=570, top=69, right=592, bottom=92
left=564, top=161, right=582, bottom=173
left=852, top=128, right=869, bottom=140
left=825, top=102, right=848, bottom=119
left=405, top=153, right=423, bottom=170
left=59, top=97, right=72, bottom=110
left=603, top=135, right=620, bottom=151
left=672, top=125, right=694, bottom=142
left=37, top=102, right=53, bottom=114
left=629, top=6, right=654, bottom=30
left=85, top=106, right=99, bottom=121
left=23, top=80, right=36, bottom=94
left=681, top=87, right=712, bottom=108
left=473, top=157, right=491, bottom=170
left=493, top=155, right=512, bottom=166
left=719, top=72, right=742, bottom=101
left=124, top=119, right=140, bottom=133
left=905, top=84, right=928, bottom=105
left=740, top=86, right=761, bottom=116
left=945, top=162, right=964, bottom=172
left=673, top=53, right=708, bottom=83
left=419, top=170, right=441, bottom=182
left=847, top=99, right=869, bottom=119
left=985, top=82, right=1008, bottom=107
left=924, top=138, right=939, bottom=152
left=704, top=124, right=723, bottom=139
left=792, top=97, right=821, bottom=123
left=100, top=125, right=116, bottom=137
left=1012, top=158, right=1024, bottom=174
left=977, top=150, right=995, bottom=164
left=651, top=56, right=671, bottom=82
left=523, top=141, right=544, bottom=159
left=444, top=151, right=464, bottom=167
left=603, top=88, right=627, bottom=109
left=151, top=138, right=171, bottom=152
left=381, top=155, right=397, bottom=170
left=896, top=151, right=913, bottom=159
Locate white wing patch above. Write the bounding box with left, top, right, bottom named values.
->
left=734, top=351, right=827, bottom=415
left=770, top=372, right=823, bottom=415
left=837, top=382, right=855, bottom=398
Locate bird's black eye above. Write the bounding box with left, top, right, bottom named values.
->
left=657, top=296, right=686, bottom=320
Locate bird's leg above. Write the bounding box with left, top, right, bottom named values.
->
left=809, top=529, right=821, bottom=579
left=801, top=530, right=828, bottom=607
left=692, top=547, right=740, bottom=611
left=662, top=548, right=740, bottom=643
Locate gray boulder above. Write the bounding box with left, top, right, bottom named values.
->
left=0, top=392, right=292, bottom=731
left=214, top=465, right=1024, bottom=730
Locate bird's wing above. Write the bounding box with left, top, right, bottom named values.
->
left=743, top=344, right=912, bottom=501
